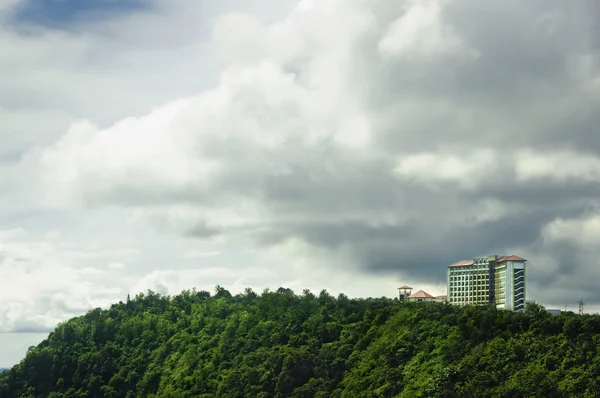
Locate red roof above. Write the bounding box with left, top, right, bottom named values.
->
left=408, top=290, right=435, bottom=299
left=497, top=255, right=527, bottom=262
left=449, top=260, right=474, bottom=267
left=398, top=285, right=412, bottom=290
left=450, top=256, right=527, bottom=267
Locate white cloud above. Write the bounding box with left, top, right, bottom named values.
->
left=0, top=229, right=130, bottom=332
left=44, top=230, right=62, bottom=240
left=378, top=0, right=477, bottom=60
left=515, top=149, right=600, bottom=182
left=393, top=149, right=499, bottom=190
left=128, top=247, right=446, bottom=301
left=542, top=215, right=600, bottom=248
left=213, top=13, right=272, bottom=65
left=394, top=148, right=600, bottom=190
left=182, top=250, right=222, bottom=260
left=108, top=262, right=126, bottom=270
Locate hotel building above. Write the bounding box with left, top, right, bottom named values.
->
left=447, top=255, right=527, bottom=312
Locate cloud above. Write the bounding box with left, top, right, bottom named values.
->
left=378, top=0, right=478, bottom=60
left=0, top=228, right=130, bottom=332
left=7, top=0, right=148, bottom=29
left=182, top=250, right=222, bottom=260
left=32, top=0, right=600, bottom=311
left=515, top=150, right=600, bottom=182
left=108, top=262, right=126, bottom=270
left=393, top=149, right=500, bottom=190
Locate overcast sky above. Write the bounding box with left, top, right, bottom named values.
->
left=2, top=0, right=600, bottom=367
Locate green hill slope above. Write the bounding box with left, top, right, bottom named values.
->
left=1, top=287, right=599, bottom=397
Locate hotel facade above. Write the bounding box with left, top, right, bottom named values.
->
left=447, top=255, right=526, bottom=312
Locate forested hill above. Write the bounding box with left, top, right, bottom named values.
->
left=1, top=288, right=599, bottom=398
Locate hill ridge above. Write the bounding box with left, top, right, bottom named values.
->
left=1, top=287, right=599, bottom=397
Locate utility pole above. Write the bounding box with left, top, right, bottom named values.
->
left=578, top=298, right=585, bottom=315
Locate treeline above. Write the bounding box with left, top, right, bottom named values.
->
left=0, top=286, right=599, bottom=397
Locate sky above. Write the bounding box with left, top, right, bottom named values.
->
left=2, top=0, right=600, bottom=367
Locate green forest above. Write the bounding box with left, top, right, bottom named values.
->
left=1, top=287, right=599, bottom=397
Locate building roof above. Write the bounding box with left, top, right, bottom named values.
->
left=497, top=255, right=527, bottom=262
left=435, top=295, right=447, bottom=299
left=449, top=260, right=474, bottom=267
left=398, top=285, right=413, bottom=290
left=450, top=255, right=527, bottom=267
left=408, top=290, right=435, bottom=299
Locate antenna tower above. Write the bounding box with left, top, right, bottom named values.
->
left=578, top=298, right=585, bottom=315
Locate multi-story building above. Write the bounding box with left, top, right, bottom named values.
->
left=447, top=255, right=527, bottom=312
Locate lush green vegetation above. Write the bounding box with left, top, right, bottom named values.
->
left=1, top=287, right=599, bottom=397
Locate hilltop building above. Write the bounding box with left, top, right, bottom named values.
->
left=397, top=286, right=447, bottom=304
left=397, top=285, right=413, bottom=302
left=407, top=290, right=435, bottom=302
left=435, top=295, right=447, bottom=303
left=447, top=255, right=527, bottom=312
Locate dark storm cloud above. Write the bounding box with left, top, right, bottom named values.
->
left=479, top=181, right=600, bottom=208
left=348, top=0, right=600, bottom=154
left=185, top=224, right=221, bottom=239
left=277, top=206, right=558, bottom=272
left=527, top=239, right=600, bottom=306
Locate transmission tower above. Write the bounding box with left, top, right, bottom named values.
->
left=578, top=298, right=585, bottom=315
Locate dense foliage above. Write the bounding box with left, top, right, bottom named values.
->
left=1, top=287, right=599, bottom=397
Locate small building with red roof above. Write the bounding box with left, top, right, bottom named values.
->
left=397, top=285, right=413, bottom=302
left=435, top=295, right=447, bottom=303
left=407, top=290, right=436, bottom=302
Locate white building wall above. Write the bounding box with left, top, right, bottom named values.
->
left=447, top=268, right=451, bottom=303
left=513, top=261, right=526, bottom=311
left=506, top=261, right=514, bottom=311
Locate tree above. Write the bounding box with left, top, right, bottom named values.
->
left=524, top=301, right=549, bottom=319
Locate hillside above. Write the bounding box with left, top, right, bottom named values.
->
left=1, top=288, right=599, bottom=397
